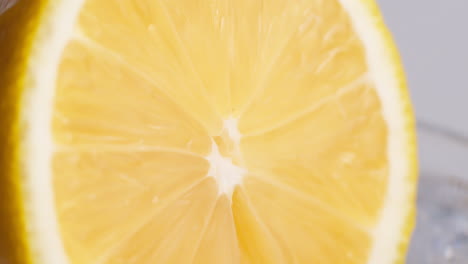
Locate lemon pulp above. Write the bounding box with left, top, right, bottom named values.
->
left=36, top=0, right=416, bottom=263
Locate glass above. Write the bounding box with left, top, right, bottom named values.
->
left=407, top=122, right=468, bottom=264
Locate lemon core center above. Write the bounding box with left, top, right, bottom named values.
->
left=206, top=118, right=246, bottom=197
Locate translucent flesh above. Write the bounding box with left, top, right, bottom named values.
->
left=52, top=0, right=388, bottom=263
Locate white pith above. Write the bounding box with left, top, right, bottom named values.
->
left=20, top=0, right=413, bottom=264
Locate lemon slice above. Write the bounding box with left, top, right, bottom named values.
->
left=0, top=0, right=417, bottom=263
